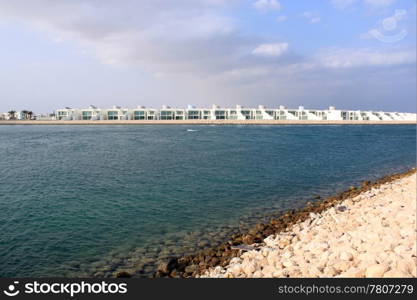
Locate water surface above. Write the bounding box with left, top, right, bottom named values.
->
left=0, top=125, right=415, bottom=277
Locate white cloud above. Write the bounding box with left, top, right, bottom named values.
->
left=330, top=0, right=359, bottom=10
left=301, top=11, right=321, bottom=24
left=253, top=0, right=281, bottom=12
left=310, top=17, right=321, bottom=24
left=359, top=31, right=374, bottom=39
left=363, top=0, right=396, bottom=7
left=276, top=15, right=288, bottom=22
left=331, top=0, right=395, bottom=9
left=317, top=48, right=415, bottom=68
left=0, top=0, right=244, bottom=73
left=218, top=62, right=315, bottom=83
left=252, top=43, right=289, bottom=57
left=0, top=0, right=414, bottom=113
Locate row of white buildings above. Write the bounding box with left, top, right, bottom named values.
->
left=1, top=105, right=415, bottom=121
left=52, top=105, right=416, bottom=121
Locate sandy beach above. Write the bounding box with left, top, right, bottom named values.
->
left=0, top=120, right=416, bottom=125
left=201, top=170, right=417, bottom=278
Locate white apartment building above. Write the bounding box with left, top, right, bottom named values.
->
left=53, top=105, right=416, bottom=122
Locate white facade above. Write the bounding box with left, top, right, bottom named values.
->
left=80, top=105, right=102, bottom=120
left=56, top=108, right=80, bottom=120
left=1, top=111, right=30, bottom=120
left=52, top=105, right=416, bottom=122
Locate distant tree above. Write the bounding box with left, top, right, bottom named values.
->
left=8, top=110, right=16, bottom=120
left=21, top=110, right=29, bottom=120
left=27, top=111, right=34, bottom=120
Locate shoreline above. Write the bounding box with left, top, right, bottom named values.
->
left=0, top=120, right=416, bottom=126
left=148, top=167, right=416, bottom=278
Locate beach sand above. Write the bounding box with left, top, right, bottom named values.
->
left=201, top=171, right=416, bottom=278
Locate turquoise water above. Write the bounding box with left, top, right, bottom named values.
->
left=0, top=125, right=415, bottom=277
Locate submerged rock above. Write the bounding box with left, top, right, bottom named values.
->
left=157, top=258, right=178, bottom=275
left=115, top=271, right=132, bottom=278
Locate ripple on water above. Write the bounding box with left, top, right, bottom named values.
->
left=0, top=125, right=415, bottom=277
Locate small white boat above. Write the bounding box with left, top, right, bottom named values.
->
left=187, top=129, right=198, bottom=132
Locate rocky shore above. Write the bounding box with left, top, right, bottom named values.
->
left=150, top=168, right=416, bottom=278
left=202, top=169, right=417, bottom=278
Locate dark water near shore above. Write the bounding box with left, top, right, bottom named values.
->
left=0, top=125, right=415, bottom=277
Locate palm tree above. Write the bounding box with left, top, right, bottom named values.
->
left=27, top=111, right=33, bottom=120
left=8, top=110, right=16, bottom=120
left=21, top=110, right=29, bottom=120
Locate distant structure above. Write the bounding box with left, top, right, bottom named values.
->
left=0, top=110, right=36, bottom=120
left=51, top=105, right=416, bottom=121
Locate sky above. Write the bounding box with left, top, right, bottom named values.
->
left=0, top=0, right=415, bottom=113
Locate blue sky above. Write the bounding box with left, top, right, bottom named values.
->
left=0, top=0, right=415, bottom=113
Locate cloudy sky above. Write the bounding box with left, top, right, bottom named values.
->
left=0, top=0, right=415, bottom=113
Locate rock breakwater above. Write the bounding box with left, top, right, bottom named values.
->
left=202, top=169, right=416, bottom=278
left=150, top=168, right=416, bottom=278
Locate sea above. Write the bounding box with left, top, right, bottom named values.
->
left=0, top=125, right=415, bottom=277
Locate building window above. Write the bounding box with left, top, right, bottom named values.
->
left=58, top=111, right=69, bottom=120
left=82, top=111, right=92, bottom=120
left=188, top=110, right=200, bottom=119
left=241, top=110, right=251, bottom=119
left=108, top=111, right=119, bottom=120
left=214, top=110, right=226, bottom=119
left=160, top=111, right=173, bottom=120
left=134, top=111, right=145, bottom=120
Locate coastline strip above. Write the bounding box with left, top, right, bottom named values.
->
left=0, top=120, right=416, bottom=126
left=148, top=168, right=416, bottom=278
left=203, top=169, right=417, bottom=278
